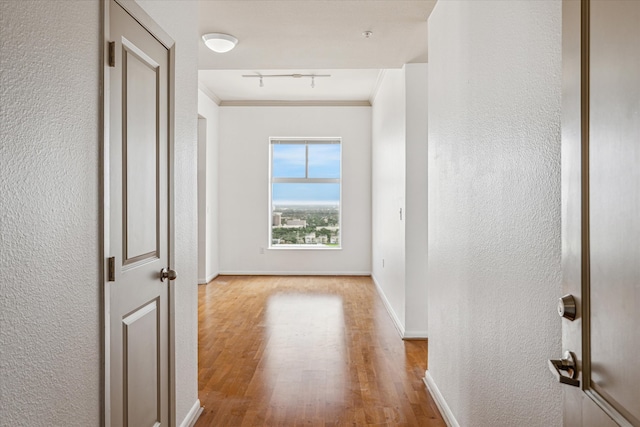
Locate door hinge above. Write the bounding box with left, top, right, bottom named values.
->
left=108, top=41, right=115, bottom=67
left=107, top=257, right=116, bottom=282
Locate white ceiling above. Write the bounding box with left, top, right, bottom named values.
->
left=197, top=0, right=436, bottom=103
left=199, top=69, right=382, bottom=104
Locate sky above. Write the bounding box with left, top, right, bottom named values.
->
left=272, top=183, right=340, bottom=206
left=272, top=143, right=340, bottom=205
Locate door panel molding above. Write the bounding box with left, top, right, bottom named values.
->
left=111, top=0, right=174, bottom=49
left=122, top=41, right=160, bottom=264
left=123, top=299, right=161, bottom=427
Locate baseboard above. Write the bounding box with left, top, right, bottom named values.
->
left=218, top=271, right=371, bottom=276
left=403, top=330, right=428, bottom=340
left=198, top=273, right=218, bottom=285
left=371, top=273, right=405, bottom=338
left=424, top=371, right=459, bottom=427
left=179, top=399, right=203, bottom=427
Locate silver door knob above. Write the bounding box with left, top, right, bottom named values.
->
left=160, top=268, right=177, bottom=282
left=557, top=294, right=577, bottom=320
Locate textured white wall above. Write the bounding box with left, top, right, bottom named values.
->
left=404, top=63, right=429, bottom=337
left=218, top=106, right=372, bottom=275
left=0, top=2, right=101, bottom=426
left=197, top=90, right=220, bottom=282
left=135, top=1, right=200, bottom=424
left=371, top=66, right=429, bottom=337
left=198, top=117, right=208, bottom=281
left=427, top=1, right=563, bottom=426
left=371, top=69, right=407, bottom=332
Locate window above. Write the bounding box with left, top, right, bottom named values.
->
left=269, top=138, right=341, bottom=248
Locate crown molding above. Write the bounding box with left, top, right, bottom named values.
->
left=219, top=100, right=371, bottom=107
left=369, top=69, right=388, bottom=105
left=197, top=82, right=221, bottom=105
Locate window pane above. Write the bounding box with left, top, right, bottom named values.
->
left=271, top=183, right=340, bottom=247
left=272, top=144, right=306, bottom=178
left=308, top=144, right=341, bottom=178
left=272, top=183, right=339, bottom=206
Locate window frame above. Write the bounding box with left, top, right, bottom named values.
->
left=268, top=137, right=342, bottom=250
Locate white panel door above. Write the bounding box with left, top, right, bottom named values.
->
left=108, top=1, right=171, bottom=426
left=560, top=1, right=639, bottom=426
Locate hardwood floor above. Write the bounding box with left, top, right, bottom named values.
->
left=196, top=275, right=445, bottom=426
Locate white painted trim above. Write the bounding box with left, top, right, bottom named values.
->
left=178, top=399, right=203, bottom=427
left=198, top=273, right=218, bottom=285
left=114, top=0, right=173, bottom=48
left=167, top=40, right=178, bottom=427
left=219, top=100, right=371, bottom=107
left=369, top=69, right=388, bottom=105
left=403, top=330, right=428, bottom=339
left=101, top=2, right=111, bottom=424
left=424, top=371, right=459, bottom=427
left=371, top=273, right=405, bottom=338
left=198, top=83, right=221, bottom=106
left=218, top=271, right=371, bottom=276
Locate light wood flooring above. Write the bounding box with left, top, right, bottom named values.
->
left=196, top=275, right=445, bottom=426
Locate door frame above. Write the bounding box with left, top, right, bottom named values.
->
left=101, top=1, right=177, bottom=425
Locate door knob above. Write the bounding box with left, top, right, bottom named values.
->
left=548, top=351, right=580, bottom=387
left=160, top=268, right=177, bottom=282
left=557, top=294, right=577, bottom=320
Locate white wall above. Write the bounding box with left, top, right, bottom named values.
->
left=218, top=106, right=371, bottom=275
left=136, top=1, right=200, bottom=424
left=0, top=1, right=200, bottom=426
left=198, top=117, right=207, bottom=281
left=0, top=2, right=101, bottom=425
left=198, top=90, right=220, bottom=283
left=426, top=1, right=563, bottom=426
left=371, top=69, right=407, bottom=332
left=404, top=64, right=429, bottom=337
left=371, top=66, right=429, bottom=338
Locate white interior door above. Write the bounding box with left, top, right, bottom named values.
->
left=559, top=1, right=639, bottom=426
left=107, top=1, right=172, bottom=425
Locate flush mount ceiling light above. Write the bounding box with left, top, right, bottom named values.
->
left=202, top=33, right=238, bottom=53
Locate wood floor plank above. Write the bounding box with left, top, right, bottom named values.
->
left=196, top=275, right=446, bottom=426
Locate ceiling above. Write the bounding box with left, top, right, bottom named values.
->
left=197, top=0, right=437, bottom=103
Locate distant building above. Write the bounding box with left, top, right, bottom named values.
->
left=286, top=219, right=306, bottom=227
left=272, top=212, right=282, bottom=226
left=304, top=233, right=328, bottom=244
left=315, top=226, right=339, bottom=232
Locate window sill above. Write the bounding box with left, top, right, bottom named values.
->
left=268, top=245, right=342, bottom=251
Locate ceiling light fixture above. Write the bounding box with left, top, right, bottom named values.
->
left=362, top=31, right=373, bottom=38
left=202, top=33, right=238, bottom=53
left=242, top=73, right=331, bottom=89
